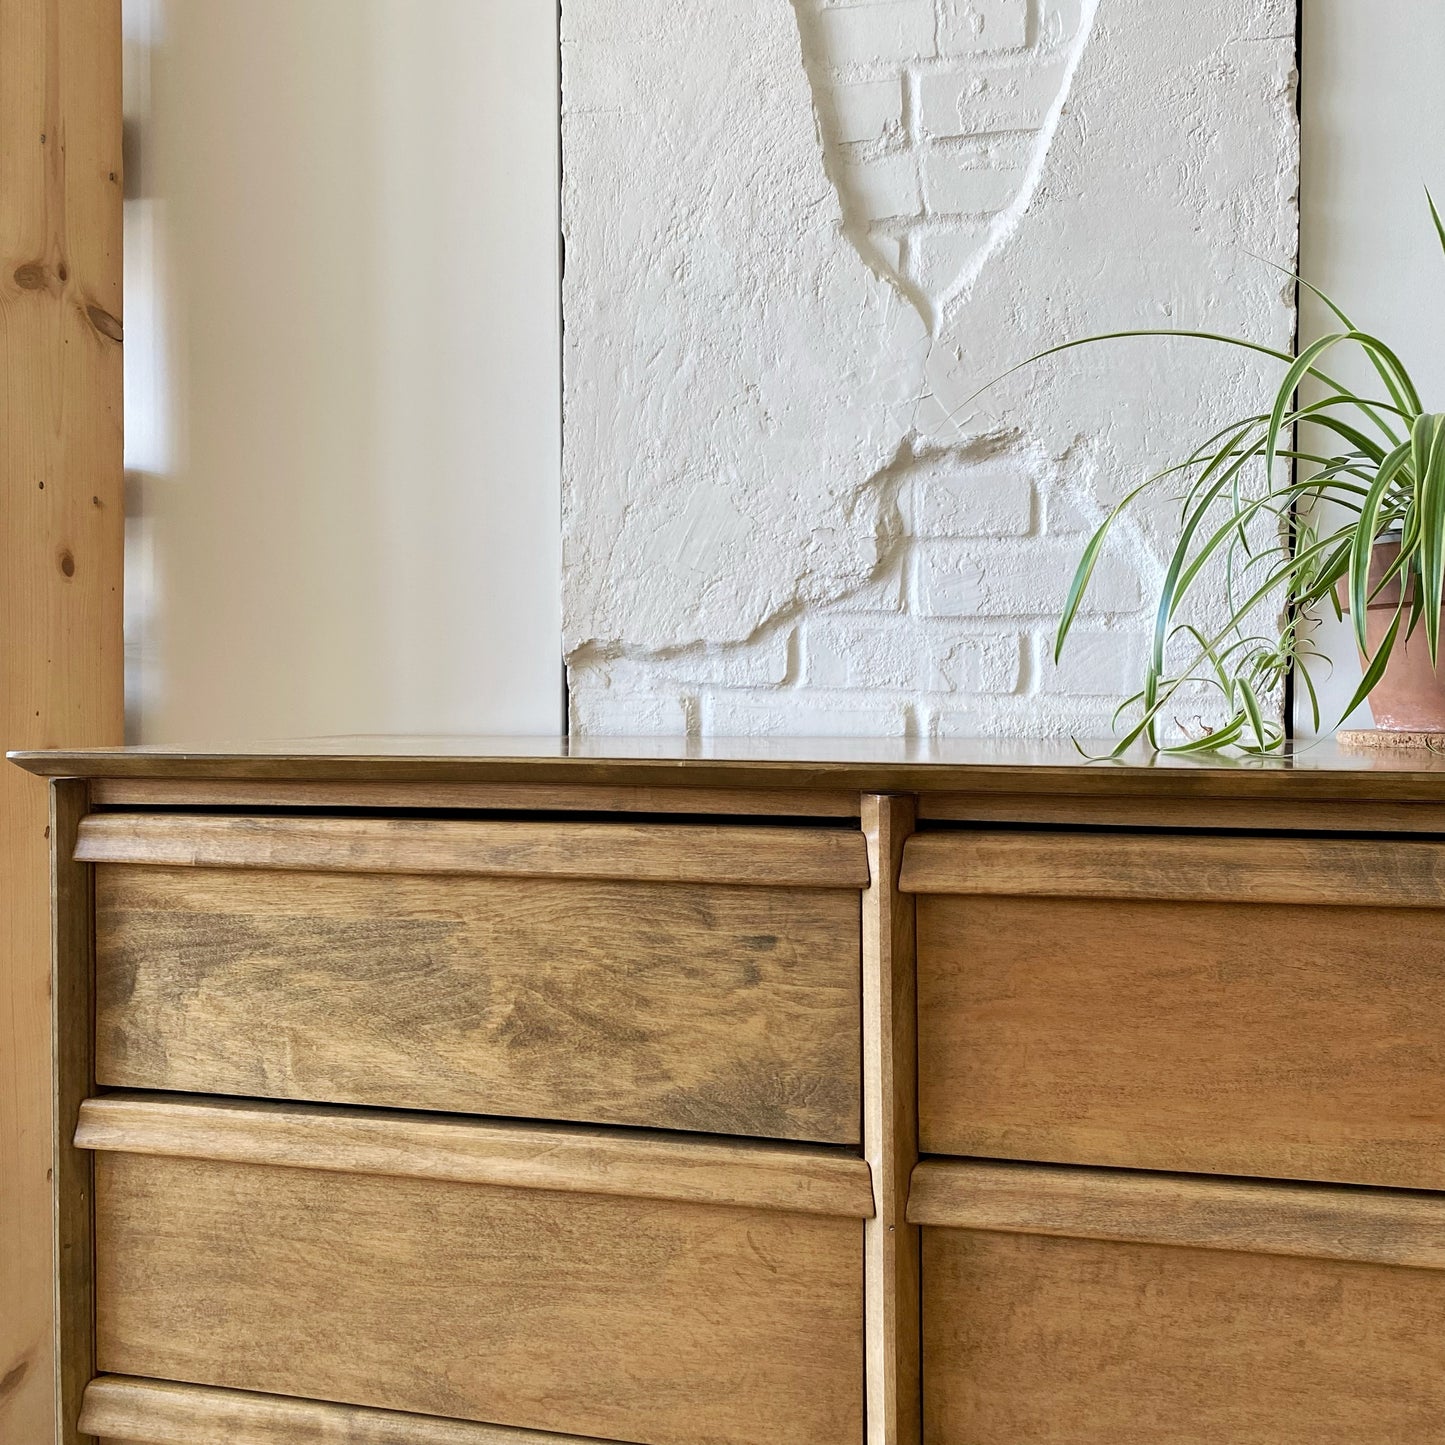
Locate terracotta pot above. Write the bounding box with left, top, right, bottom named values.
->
left=1347, top=539, right=1445, bottom=731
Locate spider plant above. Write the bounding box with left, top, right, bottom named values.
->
left=1003, top=196, right=1445, bottom=756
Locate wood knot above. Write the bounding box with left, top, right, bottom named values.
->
left=86, top=304, right=123, bottom=342
left=0, top=1357, right=30, bottom=1400
left=58, top=549, right=75, bottom=578
left=13, top=263, right=48, bottom=290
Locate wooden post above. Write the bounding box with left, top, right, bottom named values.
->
left=862, top=793, right=920, bottom=1444
left=0, top=3, right=123, bottom=1441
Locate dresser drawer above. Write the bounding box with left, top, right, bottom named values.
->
left=905, top=830, right=1445, bottom=1187
left=81, top=1094, right=870, bottom=1445
left=910, top=1158, right=1445, bottom=1445
left=81, top=813, right=867, bottom=1144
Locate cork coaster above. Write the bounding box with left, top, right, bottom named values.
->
left=1337, top=729, right=1445, bottom=751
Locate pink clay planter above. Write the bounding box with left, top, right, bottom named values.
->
left=1348, top=540, right=1445, bottom=732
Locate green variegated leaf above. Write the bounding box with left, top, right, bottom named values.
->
left=997, top=217, right=1439, bottom=753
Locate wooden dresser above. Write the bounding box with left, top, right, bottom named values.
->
left=12, top=737, right=1445, bottom=1445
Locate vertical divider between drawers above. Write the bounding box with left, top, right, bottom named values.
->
left=51, top=779, right=96, bottom=1445
left=862, top=794, right=921, bottom=1445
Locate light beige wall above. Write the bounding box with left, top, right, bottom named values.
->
left=123, top=0, right=561, bottom=741
left=1299, top=2, right=1445, bottom=734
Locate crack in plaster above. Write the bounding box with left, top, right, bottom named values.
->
left=569, top=434, right=922, bottom=680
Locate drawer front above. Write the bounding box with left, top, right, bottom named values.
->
left=911, top=1159, right=1445, bottom=1445
left=85, top=814, right=867, bottom=1144
left=84, top=1096, right=870, bottom=1445
left=907, top=830, right=1445, bottom=1187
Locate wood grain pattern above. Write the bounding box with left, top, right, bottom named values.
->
left=87, top=777, right=861, bottom=816
left=50, top=783, right=96, bottom=1445
left=917, top=891, right=1445, bottom=1186
left=908, top=1158, right=1445, bottom=1269
left=0, top=3, right=124, bottom=1440
left=93, top=1151, right=865, bottom=1445
left=902, top=829, right=1445, bottom=905
left=18, top=735, right=1445, bottom=807
left=76, top=813, right=870, bottom=887
left=77, top=1094, right=876, bottom=1218
left=80, top=1376, right=626, bottom=1445
left=95, top=864, right=862, bottom=1143
left=923, top=1227, right=1445, bottom=1444
left=861, top=795, right=919, bottom=1445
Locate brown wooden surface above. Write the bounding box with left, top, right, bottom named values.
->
left=861, top=796, right=919, bottom=1445
left=76, top=812, right=870, bottom=887
left=81, top=1376, right=625, bottom=1445
left=88, top=776, right=861, bottom=816
left=94, top=863, right=862, bottom=1143
left=922, top=1227, right=1445, bottom=1444
left=93, top=778, right=1445, bottom=832
left=917, top=889, right=1445, bottom=1186
left=1, top=5, right=124, bottom=1440
left=76, top=1094, right=875, bottom=1219
left=50, top=783, right=95, bottom=1445
left=93, top=1151, right=864, bottom=1445
left=908, top=1158, right=1445, bottom=1269
left=916, top=791, right=1445, bottom=832
left=16, top=734, right=1445, bottom=805
left=902, top=828, right=1445, bottom=905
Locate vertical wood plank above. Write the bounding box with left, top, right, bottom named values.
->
left=51, top=781, right=95, bottom=1445
left=1, top=2, right=123, bottom=1440
left=861, top=794, right=919, bottom=1445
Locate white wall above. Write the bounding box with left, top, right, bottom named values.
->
left=1298, top=3, right=1445, bottom=735
left=563, top=0, right=1298, bottom=740
left=123, top=0, right=562, bottom=742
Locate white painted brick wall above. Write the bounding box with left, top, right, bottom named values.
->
left=939, top=0, right=1028, bottom=55
left=816, top=0, right=938, bottom=68
left=563, top=0, right=1298, bottom=741
left=922, top=154, right=1024, bottom=216
left=920, top=64, right=1063, bottom=134
left=829, top=79, right=906, bottom=143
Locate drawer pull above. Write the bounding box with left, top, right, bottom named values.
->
left=76, top=814, right=871, bottom=888
left=908, top=1158, right=1445, bottom=1269
left=901, top=830, right=1445, bottom=905
left=78, top=1094, right=876, bottom=1220
left=80, top=1376, right=614, bottom=1445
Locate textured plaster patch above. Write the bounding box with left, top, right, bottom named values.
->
left=562, top=0, right=929, bottom=654
left=562, top=0, right=1299, bottom=737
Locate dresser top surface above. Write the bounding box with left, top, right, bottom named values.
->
left=11, top=735, right=1445, bottom=801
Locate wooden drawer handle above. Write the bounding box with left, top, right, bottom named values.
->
left=908, top=1157, right=1445, bottom=1269
left=76, top=813, right=871, bottom=888
left=80, top=1375, right=617, bottom=1445
left=901, top=829, right=1445, bottom=906
left=77, top=1093, right=876, bottom=1220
